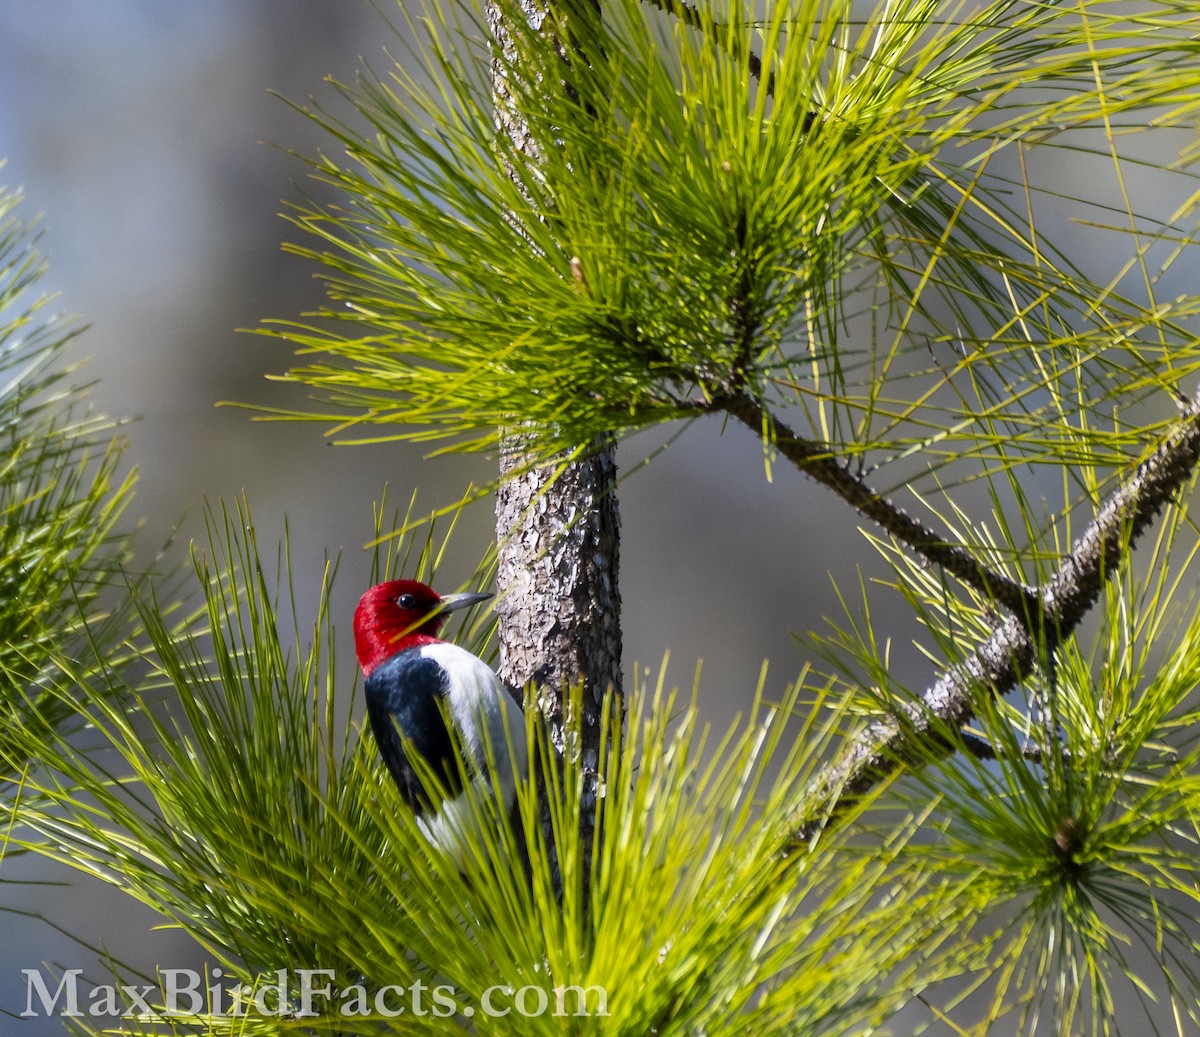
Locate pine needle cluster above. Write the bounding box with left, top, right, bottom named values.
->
left=4, top=501, right=949, bottom=1036
left=265, top=0, right=1200, bottom=482
left=6, top=0, right=1200, bottom=1033
left=0, top=180, right=136, bottom=771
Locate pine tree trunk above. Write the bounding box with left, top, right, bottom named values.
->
left=494, top=433, right=623, bottom=766
left=488, top=0, right=622, bottom=751
left=494, top=433, right=621, bottom=904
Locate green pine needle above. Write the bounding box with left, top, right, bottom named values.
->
left=0, top=179, right=137, bottom=774
left=5, top=497, right=972, bottom=1036
left=258, top=0, right=1200, bottom=497
left=823, top=490, right=1200, bottom=1034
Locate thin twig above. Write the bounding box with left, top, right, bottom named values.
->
left=785, top=394, right=1200, bottom=848
left=720, top=390, right=1043, bottom=621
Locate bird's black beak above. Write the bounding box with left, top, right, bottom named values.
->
left=434, top=590, right=493, bottom=616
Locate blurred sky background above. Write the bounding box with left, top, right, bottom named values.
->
left=1, top=3, right=1195, bottom=1035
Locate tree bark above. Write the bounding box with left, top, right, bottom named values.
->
left=495, top=435, right=623, bottom=762
left=488, top=0, right=622, bottom=741
left=494, top=435, right=621, bottom=902
left=488, top=0, right=622, bottom=897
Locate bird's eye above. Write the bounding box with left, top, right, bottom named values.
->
left=396, top=594, right=417, bottom=610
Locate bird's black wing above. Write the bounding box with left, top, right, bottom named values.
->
left=364, top=649, right=463, bottom=813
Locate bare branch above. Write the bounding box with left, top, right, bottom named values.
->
left=721, top=390, right=1043, bottom=621
left=786, top=394, right=1200, bottom=848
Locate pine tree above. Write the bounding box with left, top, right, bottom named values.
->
left=7, top=0, right=1200, bottom=1034
left=0, top=181, right=136, bottom=773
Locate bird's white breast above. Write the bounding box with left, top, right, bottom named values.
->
left=415, top=641, right=528, bottom=863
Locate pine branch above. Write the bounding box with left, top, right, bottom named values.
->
left=719, top=390, right=1042, bottom=621
left=957, top=731, right=1072, bottom=766
left=786, top=393, right=1200, bottom=847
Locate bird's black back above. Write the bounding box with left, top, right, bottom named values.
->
left=364, top=647, right=463, bottom=813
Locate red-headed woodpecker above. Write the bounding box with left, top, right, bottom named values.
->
left=353, top=580, right=527, bottom=865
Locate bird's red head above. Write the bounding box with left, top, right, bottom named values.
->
left=353, top=580, right=492, bottom=676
